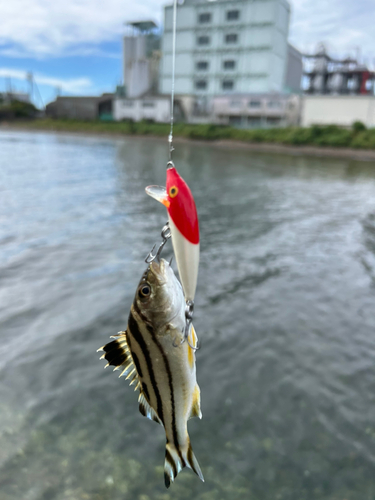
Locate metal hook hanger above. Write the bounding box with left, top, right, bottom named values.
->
left=145, top=222, right=171, bottom=263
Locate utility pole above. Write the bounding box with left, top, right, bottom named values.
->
left=27, top=72, right=34, bottom=103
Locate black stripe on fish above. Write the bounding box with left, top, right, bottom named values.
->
left=187, top=445, right=195, bottom=475
left=133, top=298, right=153, bottom=328
left=128, top=311, right=165, bottom=425
left=186, top=442, right=204, bottom=482
left=141, top=321, right=182, bottom=463
left=165, top=448, right=177, bottom=479
left=131, top=351, right=143, bottom=379
left=142, top=382, right=150, bottom=402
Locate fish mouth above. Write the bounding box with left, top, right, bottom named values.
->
left=149, top=259, right=168, bottom=283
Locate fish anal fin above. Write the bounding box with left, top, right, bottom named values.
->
left=138, top=392, right=162, bottom=425
left=189, top=384, right=202, bottom=420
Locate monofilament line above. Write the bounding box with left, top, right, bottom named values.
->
left=168, top=0, right=178, bottom=161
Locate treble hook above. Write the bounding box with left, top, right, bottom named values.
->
left=145, top=222, right=171, bottom=263
left=184, top=300, right=199, bottom=350
left=172, top=300, right=199, bottom=351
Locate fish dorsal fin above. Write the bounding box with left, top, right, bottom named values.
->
left=189, top=384, right=202, bottom=420
left=97, top=331, right=140, bottom=388
left=138, top=392, right=162, bottom=425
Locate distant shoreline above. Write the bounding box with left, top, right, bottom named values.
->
left=2, top=120, right=375, bottom=162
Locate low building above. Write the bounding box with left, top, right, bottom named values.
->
left=46, top=94, right=113, bottom=120
left=301, top=95, right=375, bottom=128
left=212, top=93, right=301, bottom=128
left=113, top=94, right=171, bottom=122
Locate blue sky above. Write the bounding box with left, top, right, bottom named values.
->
left=1, top=0, right=374, bottom=106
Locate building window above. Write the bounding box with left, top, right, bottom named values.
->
left=196, top=61, right=209, bottom=71
left=249, top=100, right=261, bottom=108
left=195, top=80, right=207, bottom=90
left=122, top=100, right=134, bottom=107
left=230, top=100, right=242, bottom=108
left=198, top=13, right=211, bottom=23
left=223, top=60, right=236, bottom=70
left=248, top=117, right=262, bottom=127
left=268, top=100, right=282, bottom=109
left=229, top=116, right=242, bottom=126
left=222, top=80, right=234, bottom=91
left=142, top=101, right=155, bottom=108
left=266, top=117, right=282, bottom=126
left=227, top=10, right=240, bottom=21
left=225, top=33, right=238, bottom=44
left=197, top=35, right=210, bottom=46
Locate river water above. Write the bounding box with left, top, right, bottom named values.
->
left=1, top=129, right=375, bottom=500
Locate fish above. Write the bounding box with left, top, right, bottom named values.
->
left=145, top=165, right=199, bottom=303
left=98, top=258, right=204, bottom=488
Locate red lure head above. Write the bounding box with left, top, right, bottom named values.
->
left=166, top=166, right=199, bottom=245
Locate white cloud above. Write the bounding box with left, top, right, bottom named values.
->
left=0, top=0, right=374, bottom=66
left=0, top=68, right=92, bottom=94
left=289, top=0, right=375, bottom=65
left=0, top=0, right=164, bottom=58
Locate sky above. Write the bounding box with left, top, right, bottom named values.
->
left=1, top=0, right=374, bottom=106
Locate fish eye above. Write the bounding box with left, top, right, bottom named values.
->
left=138, top=284, right=151, bottom=299
left=169, top=186, right=178, bottom=198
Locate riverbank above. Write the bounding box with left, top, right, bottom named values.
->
left=2, top=119, right=375, bottom=161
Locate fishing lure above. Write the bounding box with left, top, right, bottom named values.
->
left=146, top=161, right=199, bottom=309
left=98, top=258, right=204, bottom=488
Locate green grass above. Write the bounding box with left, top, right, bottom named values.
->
left=6, top=118, right=375, bottom=150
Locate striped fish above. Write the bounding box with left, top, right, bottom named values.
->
left=98, top=258, right=204, bottom=488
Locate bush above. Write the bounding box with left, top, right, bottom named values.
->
left=352, top=121, right=367, bottom=133
left=10, top=118, right=375, bottom=151
left=10, top=100, right=38, bottom=118
left=351, top=130, right=375, bottom=149
left=283, top=128, right=314, bottom=145
left=313, top=129, right=352, bottom=147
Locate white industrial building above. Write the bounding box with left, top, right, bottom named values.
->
left=302, top=96, right=375, bottom=128
left=114, top=0, right=303, bottom=126
left=122, top=21, right=160, bottom=99
left=160, top=0, right=300, bottom=96
left=114, top=21, right=169, bottom=122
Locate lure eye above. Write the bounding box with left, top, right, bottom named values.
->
left=138, top=284, right=151, bottom=299
left=169, top=186, right=178, bottom=198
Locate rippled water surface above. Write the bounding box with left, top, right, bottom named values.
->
left=1, top=129, right=375, bottom=500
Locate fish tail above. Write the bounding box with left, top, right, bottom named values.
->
left=184, top=440, right=204, bottom=484
left=164, top=440, right=204, bottom=488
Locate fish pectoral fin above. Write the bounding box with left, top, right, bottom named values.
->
left=164, top=440, right=204, bottom=489
left=97, top=331, right=137, bottom=384
left=138, top=392, right=162, bottom=425
left=189, top=384, right=202, bottom=420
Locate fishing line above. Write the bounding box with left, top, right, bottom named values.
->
left=168, top=0, right=178, bottom=161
